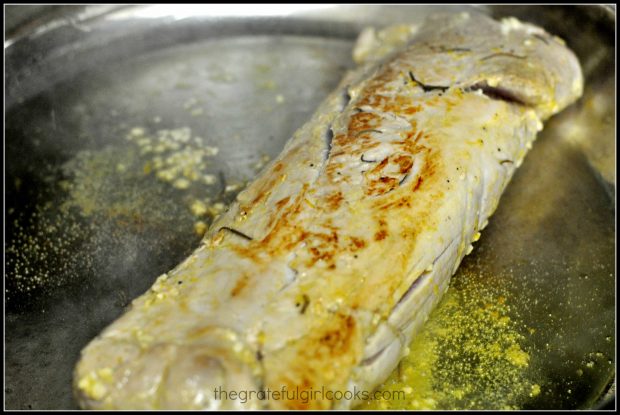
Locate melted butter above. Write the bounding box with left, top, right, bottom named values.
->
left=77, top=368, right=114, bottom=401
left=360, top=267, right=536, bottom=410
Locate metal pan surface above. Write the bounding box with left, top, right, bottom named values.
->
left=4, top=4, right=615, bottom=410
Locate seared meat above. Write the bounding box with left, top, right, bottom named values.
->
left=74, top=12, right=582, bottom=410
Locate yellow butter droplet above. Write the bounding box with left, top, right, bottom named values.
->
left=190, top=200, right=208, bottom=217
left=97, top=368, right=114, bottom=382
left=78, top=372, right=108, bottom=400
left=194, top=221, right=208, bottom=236
left=173, top=178, right=191, bottom=189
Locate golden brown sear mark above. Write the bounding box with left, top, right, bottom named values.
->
left=374, top=229, right=388, bottom=241
left=304, top=229, right=341, bottom=268
left=374, top=218, right=389, bottom=241
left=394, top=154, right=414, bottom=173
left=275, top=196, right=291, bottom=210
left=364, top=153, right=414, bottom=196
left=318, top=314, right=356, bottom=356
left=270, top=313, right=358, bottom=409
left=413, top=176, right=424, bottom=191
left=349, top=236, right=366, bottom=251
left=325, top=191, right=344, bottom=210
left=230, top=274, right=249, bottom=297
left=348, top=111, right=381, bottom=132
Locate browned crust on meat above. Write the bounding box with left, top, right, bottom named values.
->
left=223, top=52, right=448, bottom=408
left=264, top=313, right=361, bottom=410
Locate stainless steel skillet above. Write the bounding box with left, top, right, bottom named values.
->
left=4, top=5, right=615, bottom=410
